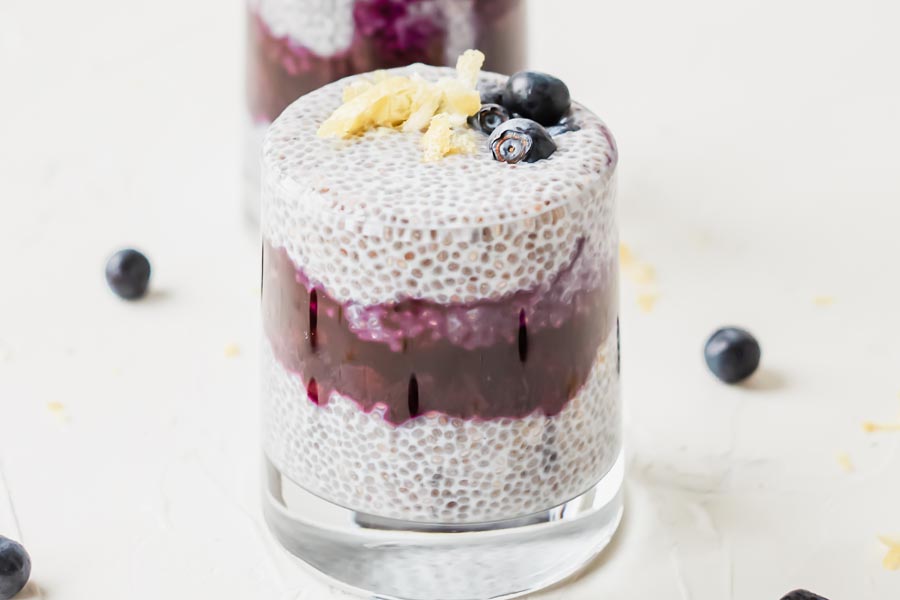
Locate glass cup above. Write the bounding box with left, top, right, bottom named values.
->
left=244, top=0, right=528, bottom=223
left=259, top=66, right=622, bottom=600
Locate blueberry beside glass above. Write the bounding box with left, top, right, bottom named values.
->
left=0, top=536, right=31, bottom=600
left=704, top=327, right=761, bottom=384
left=780, top=591, right=830, bottom=600
left=105, top=249, right=152, bottom=300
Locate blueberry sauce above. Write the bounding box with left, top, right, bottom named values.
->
left=307, top=378, right=319, bottom=404
left=408, top=374, right=420, bottom=417
left=517, top=308, right=528, bottom=363
left=309, top=288, right=318, bottom=350
left=262, top=241, right=618, bottom=424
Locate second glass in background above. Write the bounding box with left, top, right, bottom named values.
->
left=243, top=0, right=528, bottom=222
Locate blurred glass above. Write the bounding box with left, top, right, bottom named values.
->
left=243, top=0, right=527, bottom=223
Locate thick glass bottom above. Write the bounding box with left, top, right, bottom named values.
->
left=263, top=449, right=624, bottom=600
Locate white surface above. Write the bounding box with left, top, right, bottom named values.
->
left=1, top=0, right=899, bottom=599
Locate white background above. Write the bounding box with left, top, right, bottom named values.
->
left=2, top=0, right=900, bottom=598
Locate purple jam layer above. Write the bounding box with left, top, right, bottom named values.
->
left=246, top=0, right=526, bottom=123
left=262, top=241, right=618, bottom=424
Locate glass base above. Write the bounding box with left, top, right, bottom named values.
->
left=263, top=450, right=624, bottom=600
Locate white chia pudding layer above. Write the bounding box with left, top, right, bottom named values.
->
left=262, top=330, right=621, bottom=523
left=250, top=0, right=357, bottom=56
left=261, top=65, right=617, bottom=306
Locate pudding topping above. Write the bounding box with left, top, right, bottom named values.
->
left=317, top=49, right=581, bottom=164
left=317, top=49, right=485, bottom=160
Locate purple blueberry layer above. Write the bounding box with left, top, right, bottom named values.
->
left=262, top=240, right=618, bottom=425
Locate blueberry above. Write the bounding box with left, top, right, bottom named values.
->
left=0, top=536, right=31, bottom=600
left=780, top=591, right=830, bottom=600
left=547, top=112, right=581, bottom=136
left=105, top=248, right=152, bottom=300
left=489, top=118, right=557, bottom=164
left=704, top=327, right=761, bottom=384
left=468, top=103, right=510, bottom=135
left=477, top=80, right=505, bottom=105
left=502, top=71, right=571, bottom=126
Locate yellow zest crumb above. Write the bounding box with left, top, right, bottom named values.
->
left=421, top=114, right=476, bottom=162
left=619, top=243, right=635, bottom=267
left=813, top=296, right=835, bottom=307
left=318, top=50, right=484, bottom=161
left=637, top=293, right=659, bottom=314
left=47, top=401, right=70, bottom=423
left=621, top=243, right=660, bottom=313
left=879, top=536, right=900, bottom=570
left=620, top=244, right=657, bottom=286
left=454, top=48, right=484, bottom=88
left=863, top=421, right=900, bottom=433
left=224, top=344, right=241, bottom=358
left=403, top=84, right=444, bottom=133
left=342, top=79, right=374, bottom=102
left=835, top=452, right=854, bottom=472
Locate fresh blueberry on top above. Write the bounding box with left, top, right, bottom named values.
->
left=547, top=112, right=581, bottom=136
left=780, top=591, right=830, bottom=600
left=468, top=103, right=510, bottom=135
left=105, top=248, right=152, bottom=300
left=489, top=118, right=557, bottom=164
left=502, top=71, right=571, bottom=126
left=477, top=80, right=505, bottom=105
left=704, top=327, right=761, bottom=384
left=0, top=536, right=31, bottom=600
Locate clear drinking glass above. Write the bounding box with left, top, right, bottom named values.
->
left=259, top=65, right=622, bottom=600
left=244, top=0, right=528, bottom=222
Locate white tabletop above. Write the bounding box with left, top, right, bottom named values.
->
left=2, top=0, right=899, bottom=598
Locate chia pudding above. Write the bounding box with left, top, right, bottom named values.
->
left=245, top=0, right=527, bottom=221
left=260, top=61, right=621, bottom=525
